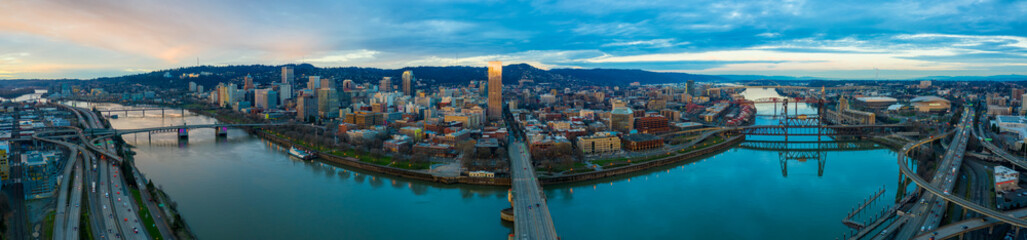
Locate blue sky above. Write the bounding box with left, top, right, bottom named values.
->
left=1, top=0, right=1025, bottom=79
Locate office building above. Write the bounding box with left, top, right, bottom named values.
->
left=380, top=77, right=392, bottom=92
left=402, top=70, right=414, bottom=96
left=610, top=107, right=634, bottom=133
left=297, top=94, right=318, bottom=122
left=317, top=88, right=340, bottom=118
left=308, top=76, right=321, bottom=90
left=488, top=61, right=503, bottom=121
left=282, top=66, right=294, bottom=84
left=23, top=151, right=58, bottom=199
left=577, top=132, right=621, bottom=155
left=244, top=74, right=254, bottom=90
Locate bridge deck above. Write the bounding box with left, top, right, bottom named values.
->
left=509, top=140, right=558, bottom=240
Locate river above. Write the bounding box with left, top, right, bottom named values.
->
left=61, top=88, right=900, bottom=239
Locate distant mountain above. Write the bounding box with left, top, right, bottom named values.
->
left=79, top=63, right=728, bottom=87
left=715, top=75, right=832, bottom=81
left=913, top=74, right=1027, bottom=81
left=548, top=68, right=727, bottom=85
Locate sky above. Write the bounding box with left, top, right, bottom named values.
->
left=1, top=0, right=1026, bottom=80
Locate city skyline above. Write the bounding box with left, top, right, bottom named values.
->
left=1, top=0, right=1026, bottom=80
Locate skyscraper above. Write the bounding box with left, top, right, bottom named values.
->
left=282, top=66, right=294, bottom=84
left=487, top=61, right=503, bottom=121
left=244, top=74, right=254, bottom=90
left=685, top=80, right=695, bottom=96
left=308, top=76, right=321, bottom=90
left=380, top=77, right=392, bottom=92
left=402, top=70, right=414, bottom=96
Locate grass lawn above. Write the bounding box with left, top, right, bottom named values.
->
left=131, top=188, right=163, bottom=240
left=391, top=161, right=431, bottom=170
left=43, top=211, right=55, bottom=240
left=80, top=193, right=94, bottom=240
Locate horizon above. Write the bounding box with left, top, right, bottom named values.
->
left=1, top=0, right=1026, bottom=80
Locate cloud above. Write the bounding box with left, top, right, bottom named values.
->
left=301, top=50, right=381, bottom=64
left=0, top=0, right=1026, bottom=79
left=601, top=39, right=688, bottom=48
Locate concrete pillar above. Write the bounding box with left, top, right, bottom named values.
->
left=215, top=127, right=228, bottom=137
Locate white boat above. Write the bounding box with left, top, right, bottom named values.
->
left=289, top=147, right=316, bottom=160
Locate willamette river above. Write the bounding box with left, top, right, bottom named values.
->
left=62, top=88, right=900, bottom=239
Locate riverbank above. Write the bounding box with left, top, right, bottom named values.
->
left=187, top=107, right=749, bottom=187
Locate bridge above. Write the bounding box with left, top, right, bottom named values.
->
left=95, top=107, right=184, bottom=118
left=737, top=140, right=884, bottom=152
left=705, top=84, right=875, bottom=92
left=84, top=122, right=300, bottom=139
left=505, top=109, right=559, bottom=240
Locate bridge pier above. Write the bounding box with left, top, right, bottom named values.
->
left=178, top=128, right=188, bottom=140
left=215, top=127, right=229, bottom=138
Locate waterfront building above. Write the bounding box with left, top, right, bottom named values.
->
left=468, top=171, right=495, bottom=178
left=297, top=94, right=318, bottom=122
left=402, top=70, right=414, bottom=96
left=22, top=151, right=58, bottom=199
left=384, top=135, right=412, bottom=153
left=577, top=131, right=620, bottom=155
left=487, top=61, right=503, bottom=121
left=634, top=114, right=670, bottom=134
left=621, top=133, right=664, bottom=151
left=282, top=66, right=294, bottom=84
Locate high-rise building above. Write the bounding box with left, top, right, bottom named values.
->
left=297, top=94, right=318, bottom=122
left=685, top=80, right=695, bottom=96
left=317, top=88, right=340, bottom=118
left=275, top=83, right=292, bottom=104
left=487, top=61, right=503, bottom=121
left=244, top=74, right=254, bottom=90
left=308, top=76, right=321, bottom=90
left=380, top=77, right=392, bottom=92
left=342, top=79, right=355, bottom=91
left=402, top=70, right=414, bottom=96
left=255, top=88, right=278, bottom=110
left=321, top=78, right=335, bottom=90
left=282, top=66, right=294, bottom=84
left=188, top=82, right=197, bottom=92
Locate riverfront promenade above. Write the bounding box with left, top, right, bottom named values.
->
left=509, top=137, right=559, bottom=240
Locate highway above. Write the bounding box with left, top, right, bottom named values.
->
left=913, top=208, right=1027, bottom=240
left=508, top=139, right=559, bottom=240
left=973, top=112, right=1027, bottom=169
left=891, top=107, right=973, bottom=239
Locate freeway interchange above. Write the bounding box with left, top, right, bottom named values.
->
left=36, top=105, right=171, bottom=240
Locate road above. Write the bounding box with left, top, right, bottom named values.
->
left=508, top=139, right=559, bottom=240
left=913, top=208, right=1027, bottom=240
left=891, top=107, right=973, bottom=239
